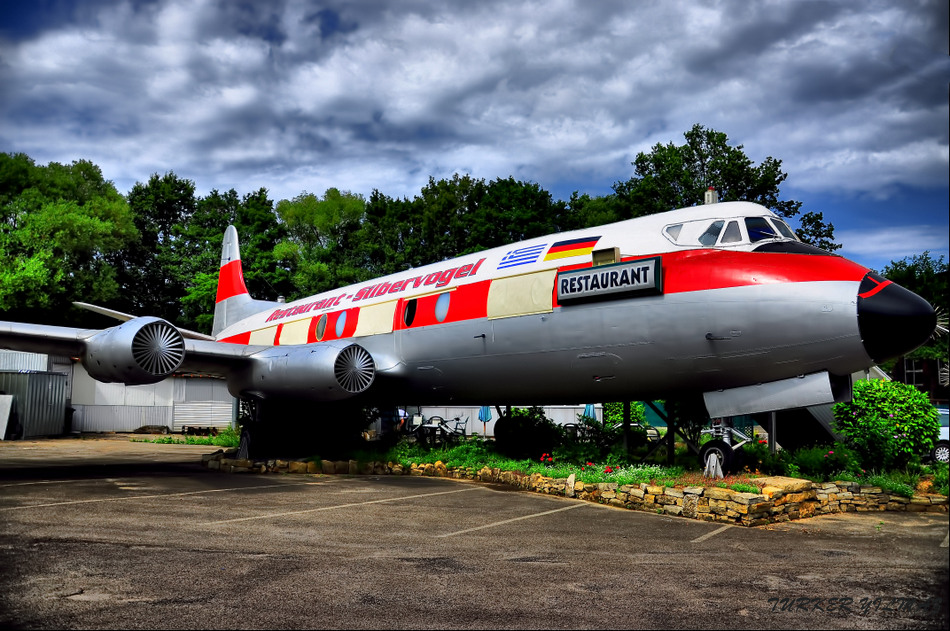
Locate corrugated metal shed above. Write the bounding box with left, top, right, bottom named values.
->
left=0, top=350, right=48, bottom=372
left=0, top=371, right=68, bottom=438
left=173, top=401, right=235, bottom=433
left=71, top=405, right=172, bottom=433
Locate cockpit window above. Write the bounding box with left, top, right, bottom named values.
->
left=745, top=217, right=778, bottom=242
left=769, top=218, right=799, bottom=241
left=663, top=215, right=797, bottom=248
left=720, top=220, right=742, bottom=244
left=698, top=221, right=724, bottom=246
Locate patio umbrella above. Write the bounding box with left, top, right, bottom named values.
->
left=478, top=406, right=492, bottom=437
left=583, top=404, right=595, bottom=421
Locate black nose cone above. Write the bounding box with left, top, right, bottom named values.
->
left=857, top=273, right=936, bottom=363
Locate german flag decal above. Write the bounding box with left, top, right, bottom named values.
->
left=543, top=236, right=600, bottom=261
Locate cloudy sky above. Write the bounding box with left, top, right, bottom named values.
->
left=2, top=0, right=947, bottom=272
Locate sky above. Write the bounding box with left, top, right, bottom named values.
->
left=1, top=0, right=947, bottom=272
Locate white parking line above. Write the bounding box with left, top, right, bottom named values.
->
left=437, top=503, right=588, bottom=537
left=0, top=481, right=307, bottom=510
left=203, top=487, right=484, bottom=525
left=691, top=524, right=733, bottom=543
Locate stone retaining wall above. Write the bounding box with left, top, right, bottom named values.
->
left=201, top=451, right=948, bottom=527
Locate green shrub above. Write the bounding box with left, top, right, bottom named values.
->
left=866, top=473, right=915, bottom=498
left=786, top=444, right=860, bottom=480
left=494, top=406, right=564, bottom=459
left=833, top=380, right=939, bottom=470
left=930, top=462, right=949, bottom=496
left=740, top=441, right=788, bottom=476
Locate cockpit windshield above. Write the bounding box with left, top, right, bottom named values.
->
left=746, top=217, right=778, bottom=242
left=663, top=216, right=800, bottom=248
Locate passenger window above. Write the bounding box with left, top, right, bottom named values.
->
left=698, top=221, right=724, bottom=246
left=435, top=293, right=451, bottom=322
left=335, top=310, right=347, bottom=337
left=720, top=221, right=742, bottom=244
left=403, top=299, right=417, bottom=327
left=746, top=217, right=777, bottom=242
left=315, top=314, right=327, bottom=341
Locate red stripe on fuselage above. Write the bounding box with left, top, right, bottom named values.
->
left=215, top=260, right=249, bottom=303
left=640, top=250, right=868, bottom=294
left=216, top=250, right=869, bottom=345
left=219, top=331, right=251, bottom=344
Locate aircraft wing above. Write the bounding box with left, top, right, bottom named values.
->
left=0, top=316, right=377, bottom=403
left=0, top=318, right=267, bottom=384
left=0, top=321, right=96, bottom=358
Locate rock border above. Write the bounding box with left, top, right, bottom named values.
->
left=201, top=451, right=948, bottom=527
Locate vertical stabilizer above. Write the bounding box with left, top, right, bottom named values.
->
left=212, top=226, right=281, bottom=338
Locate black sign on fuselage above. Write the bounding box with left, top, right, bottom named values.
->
left=557, top=257, right=663, bottom=304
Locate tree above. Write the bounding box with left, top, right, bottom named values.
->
left=612, top=124, right=838, bottom=249
left=0, top=153, right=137, bottom=324
left=881, top=252, right=948, bottom=363
left=358, top=175, right=572, bottom=278
left=111, top=172, right=197, bottom=324
left=797, top=210, right=841, bottom=253
left=472, top=177, right=570, bottom=250
left=359, top=190, right=418, bottom=276
left=275, top=188, right=367, bottom=297
left=178, top=188, right=290, bottom=333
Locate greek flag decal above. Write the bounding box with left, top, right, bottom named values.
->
left=497, top=244, right=546, bottom=269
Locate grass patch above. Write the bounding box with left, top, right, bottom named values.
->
left=133, top=427, right=240, bottom=448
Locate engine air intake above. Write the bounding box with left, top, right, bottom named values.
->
left=334, top=344, right=375, bottom=393
left=132, top=320, right=186, bottom=376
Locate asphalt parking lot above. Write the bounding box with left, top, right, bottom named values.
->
left=0, top=437, right=947, bottom=630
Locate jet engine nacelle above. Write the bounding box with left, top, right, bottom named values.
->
left=82, top=317, right=186, bottom=385
left=229, top=342, right=376, bottom=401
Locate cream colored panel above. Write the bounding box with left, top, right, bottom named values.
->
left=249, top=325, right=279, bottom=345
left=354, top=300, right=398, bottom=337
left=279, top=318, right=311, bottom=345
left=487, top=269, right=557, bottom=320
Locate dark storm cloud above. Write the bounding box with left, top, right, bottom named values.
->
left=0, top=0, right=946, bottom=238
left=683, top=1, right=846, bottom=76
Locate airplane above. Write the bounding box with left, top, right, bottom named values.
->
left=0, top=200, right=937, bottom=459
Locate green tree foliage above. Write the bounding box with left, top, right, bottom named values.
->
left=797, top=210, right=841, bottom=252
left=360, top=190, right=417, bottom=276
left=881, top=252, right=948, bottom=363
left=833, top=379, right=939, bottom=470
left=0, top=153, right=137, bottom=322
left=111, top=172, right=197, bottom=324
left=611, top=124, right=838, bottom=249
left=567, top=192, right=622, bottom=230
left=358, top=175, right=571, bottom=278
left=178, top=188, right=290, bottom=333
left=275, top=188, right=368, bottom=296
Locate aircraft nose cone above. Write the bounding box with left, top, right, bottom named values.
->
left=857, top=273, right=936, bottom=363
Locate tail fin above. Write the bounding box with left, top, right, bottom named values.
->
left=212, top=226, right=282, bottom=338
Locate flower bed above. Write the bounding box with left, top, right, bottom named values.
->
left=201, top=451, right=948, bottom=526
